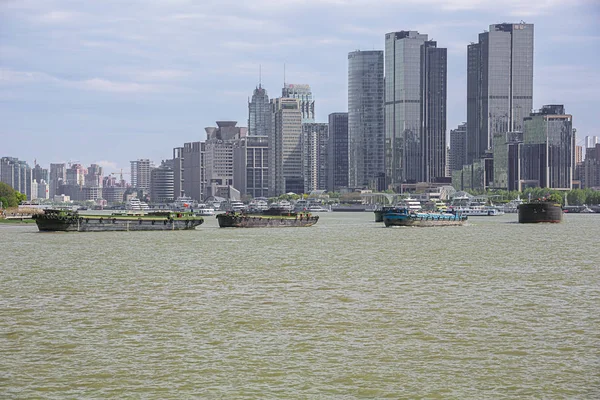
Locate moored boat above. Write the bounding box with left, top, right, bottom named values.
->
left=33, top=209, right=204, bottom=232
left=383, top=207, right=467, bottom=227
left=216, top=210, right=318, bottom=228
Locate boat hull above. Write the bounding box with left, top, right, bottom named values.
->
left=216, top=214, right=318, bottom=228
left=33, top=212, right=204, bottom=232
left=518, top=202, right=563, bottom=223
left=384, top=213, right=466, bottom=227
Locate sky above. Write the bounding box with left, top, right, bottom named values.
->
left=1, top=0, right=599, bottom=175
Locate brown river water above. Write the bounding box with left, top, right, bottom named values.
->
left=1, top=212, right=599, bottom=398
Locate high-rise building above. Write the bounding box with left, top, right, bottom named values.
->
left=348, top=50, right=385, bottom=189
left=449, top=122, right=467, bottom=171
left=384, top=31, right=447, bottom=187
left=585, top=136, right=599, bottom=150
left=583, top=144, right=600, bottom=188
left=467, top=23, right=534, bottom=165
left=248, top=85, right=271, bottom=137
left=521, top=105, right=573, bottom=190
left=302, top=123, right=329, bottom=193
left=1, top=157, right=31, bottom=198
left=204, top=121, right=247, bottom=198
left=85, top=164, right=103, bottom=188
left=150, top=161, right=174, bottom=203
left=32, top=164, right=49, bottom=184
left=420, top=41, right=447, bottom=182
left=269, top=97, right=303, bottom=196
left=282, top=84, right=314, bottom=123
left=233, top=135, right=269, bottom=199
left=327, top=112, right=349, bottom=192
left=130, top=159, right=154, bottom=191
left=49, top=163, right=66, bottom=198
left=173, top=142, right=205, bottom=201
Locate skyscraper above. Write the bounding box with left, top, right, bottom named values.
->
left=348, top=50, right=385, bottom=189
left=302, top=122, right=329, bottom=193
left=130, top=159, right=154, bottom=191
left=282, top=84, right=315, bottom=123
left=49, top=163, right=66, bottom=198
left=204, top=121, right=247, bottom=198
left=327, top=112, right=349, bottom=192
left=269, top=97, right=303, bottom=196
left=449, top=122, right=467, bottom=172
left=384, top=31, right=447, bottom=187
left=467, top=23, right=534, bottom=165
left=248, top=85, right=271, bottom=137
left=521, top=105, right=573, bottom=189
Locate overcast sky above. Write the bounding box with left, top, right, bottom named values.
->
left=1, top=0, right=599, bottom=174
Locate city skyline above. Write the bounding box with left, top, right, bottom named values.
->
left=1, top=0, right=599, bottom=174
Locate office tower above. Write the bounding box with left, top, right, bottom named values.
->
left=327, top=112, right=349, bottom=191
left=269, top=97, right=303, bottom=196
left=385, top=31, right=447, bottom=186
left=37, top=179, right=49, bottom=199
left=248, top=85, right=271, bottom=137
left=233, top=135, right=269, bottom=198
left=421, top=41, right=447, bottom=182
left=348, top=50, right=385, bottom=189
left=150, top=161, right=174, bottom=203
left=173, top=142, right=205, bottom=201
left=282, top=84, right=315, bottom=123
left=66, top=163, right=86, bottom=186
left=49, top=163, right=66, bottom=198
left=1, top=157, right=31, bottom=196
left=449, top=122, right=467, bottom=171
left=32, top=164, right=49, bottom=184
left=302, top=123, right=329, bottom=193
left=130, top=159, right=154, bottom=191
left=85, top=164, right=103, bottom=188
left=204, top=121, right=247, bottom=198
left=583, top=144, right=600, bottom=188
left=585, top=136, right=599, bottom=149
left=467, top=23, right=534, bottom=165
left=521, top=105, right=573, bottom=189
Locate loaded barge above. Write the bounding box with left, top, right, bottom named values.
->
left=383, top=207, right=467, bottom=227
left=216, top=209, right=319, bottom=228
left=33, top=209, right=204, bottom=232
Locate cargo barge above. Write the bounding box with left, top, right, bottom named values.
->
left=383, top=207, right=467, bottom=227
left=518, top=201, right=563, bottom=223
left=33, top=209, right=204, bottom=232
left=216, top=210, right=318, bottom=228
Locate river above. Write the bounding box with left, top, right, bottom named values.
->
left=1, top=213, right=599, bottom=398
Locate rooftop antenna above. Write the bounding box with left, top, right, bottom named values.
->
left=283, top=63, right=286, bottom=87
left=259, top=64, right=262, bottom=88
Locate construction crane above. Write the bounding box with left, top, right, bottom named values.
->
left=109, top=169, right=131, bottom=185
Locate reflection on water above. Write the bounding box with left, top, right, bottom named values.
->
left=1, top=213, right=599, bottom=398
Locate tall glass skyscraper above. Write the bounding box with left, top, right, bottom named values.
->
left=467, top=23, right=534, bottom=165
left=248, top=85, right=271, bottom=137
left=348, top=50, right=384, bottom=189
left=384, top=31, right=447, bottom=187
left=327, top=112, right=349, bottom=192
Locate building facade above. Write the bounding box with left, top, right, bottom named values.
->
left=302, top=123, right=329, bottom=193
left=521, top=105, right=573, bottom=190
left=348, top=50, right=385, bottom=189
left=150, top=161, right=175, bottom=203
left=130, top=159, right=154, bottom=191
left=449, top=122, right=467, bottom=172
left=233, top=135, right=269, bottom=198
left=204, top=121, right=247, bottom=198
left=583, top=144, right=600, bottom=188
left=282, top=84, right=315, bottom=123
left=269, top=97, right=303, bottom=196
left=49, top=163, right=66, bottom=198
left=467, top=23, right=534, bottom=166
left=173, top=142, right=205, bottom=201
left=1, top=157, right=31, bottom=198
left=248, top=85, right=271, bottom=137
left=385, top=31, right=447, bottom=187
left=327, top=112, right=349, bottom=192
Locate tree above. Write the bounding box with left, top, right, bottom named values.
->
left=0, top=182, right=20, bottom=208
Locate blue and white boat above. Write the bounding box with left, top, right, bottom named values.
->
left=383, top=207, right=467, bottom=227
